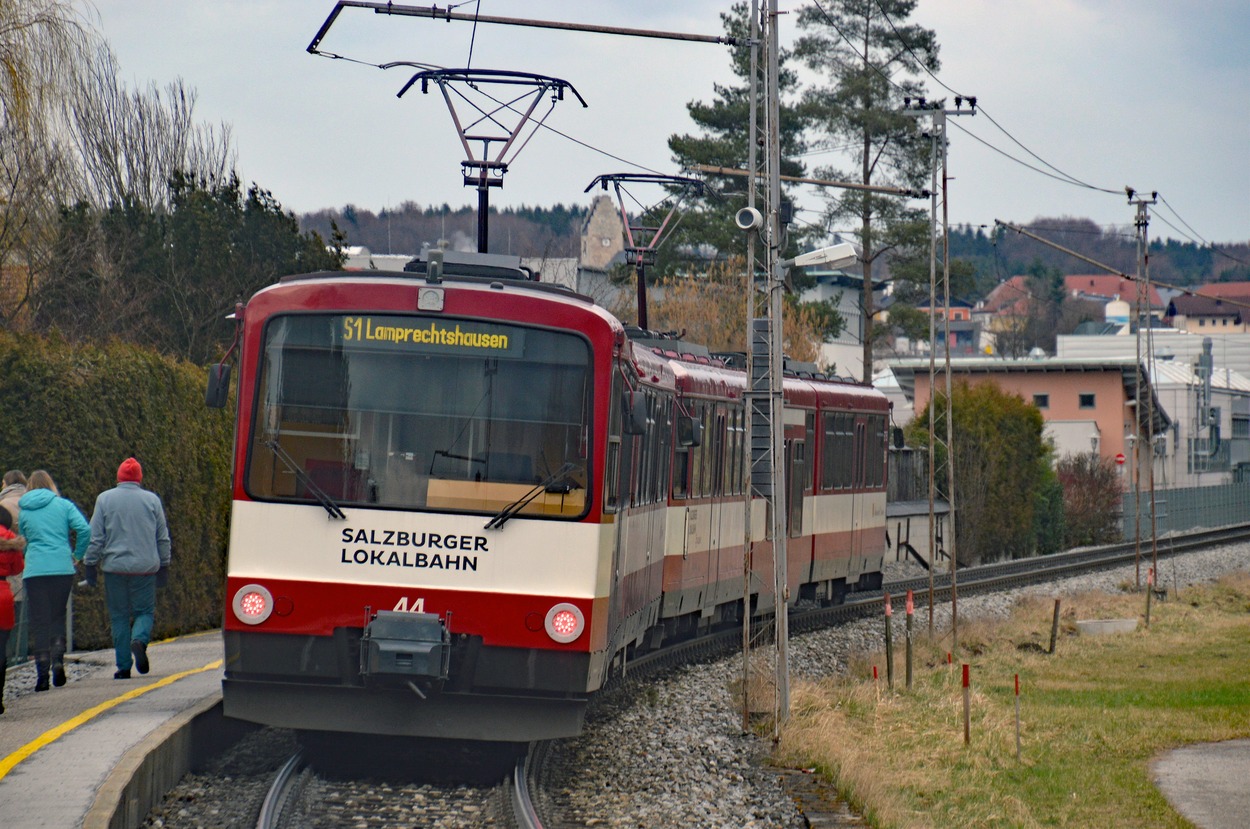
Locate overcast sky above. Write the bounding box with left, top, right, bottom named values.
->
left=91, top=1, right=1250, bottom=247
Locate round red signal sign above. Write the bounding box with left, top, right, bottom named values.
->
left=1115, top=452, right=1126, bottom=465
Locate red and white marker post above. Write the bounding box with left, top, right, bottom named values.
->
left=883, top=593, right=894, bottom=690
left=1014, top=673, right=1021, bottom=760
left=905, top=590, right=914, bottom=691
left=962, top=664, right=971, bottom=745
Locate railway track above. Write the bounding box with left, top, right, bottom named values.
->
left=253, top=741, right=543, bottom=829
left=611, top=524, right=1250, bottom=685
left=869, top=521, right=1250, bottom=612
left=144, top=524, right=1250, bottom=828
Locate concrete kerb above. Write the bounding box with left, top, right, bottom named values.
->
left=83, top=693, right=258, bottom=829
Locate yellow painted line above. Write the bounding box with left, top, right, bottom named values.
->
left=0, top=659, right=224, bottom=781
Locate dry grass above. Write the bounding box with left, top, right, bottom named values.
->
left=770, top=572, right=1250, bottom=828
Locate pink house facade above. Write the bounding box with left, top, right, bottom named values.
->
left=889, top=357, right=1170, bottom=488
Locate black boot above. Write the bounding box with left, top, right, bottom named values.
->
left=51, top=636, right=67, bottom=687
left=34, top=651, right=50, bottom=692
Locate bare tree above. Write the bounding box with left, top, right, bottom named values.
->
left=648, top=260, right=824, bottom=362
left=61, top=41, right=236, bottom=210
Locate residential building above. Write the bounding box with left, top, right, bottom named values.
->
left=978, top=274, right=1165, bottom=351
left=888, top=342, right=1250, bottom=490
left=1165, top=294, right=1248, bottom=334
left=914, top=297, right=982, bottom=356
left=1196, top=282, right=1250, bottom=302
left=888, top=356, right=1170, bottom=490
left=798, top=268, right=880, bottom=381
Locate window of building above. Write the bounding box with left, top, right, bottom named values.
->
left=1078, top=393, right=1096, bottom=409
left=1033, top=393, right=1049, bottom=409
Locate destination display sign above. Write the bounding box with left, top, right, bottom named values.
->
left=339, top=315, right=522, bottom=357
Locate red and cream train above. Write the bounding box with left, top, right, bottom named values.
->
left=212, top=252, right=889, bottom=742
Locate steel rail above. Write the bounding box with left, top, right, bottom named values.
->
left=509, top=745, right=544, bottom=829
left=256, top=751, right=305, bottom=829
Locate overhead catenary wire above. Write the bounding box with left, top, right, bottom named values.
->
left=305, top=9, right=695, bottom=185
left=811, top=0, right=1118, bottom=198
left=1154, top=196, right=1250, bottom=267
left=865, top=0, right=1241, bottom=252
left=312, top=1, right=1240, bottom=254
left=996, top=219, right=1250, bottom=315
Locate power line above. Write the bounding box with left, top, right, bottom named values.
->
left=972, top=109, right=1121, bottom=194
left=1155, top=196, right=1250, bottom=267
left=946, top=119, right=1120, bottom=194
left=869, top=0, right=1130, bottom=195
left=812, top=0, right=1121, bottom=199
left=310, top=49, right=671, bottom=180
left=1157, top=195, right=1209, bottom=245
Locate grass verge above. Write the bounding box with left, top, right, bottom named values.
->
left=771, top=572, right=1250, bottom=828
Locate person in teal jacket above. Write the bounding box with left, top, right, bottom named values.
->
left=17, top=469, right=90, bottom=691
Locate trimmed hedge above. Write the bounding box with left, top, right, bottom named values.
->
left=0, top=330, right=232, bottom=649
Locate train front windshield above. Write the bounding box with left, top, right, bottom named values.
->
left=246, top=313, right=592, bottom=519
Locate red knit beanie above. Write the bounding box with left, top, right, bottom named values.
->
left=117, top=457, right=143, bottom=483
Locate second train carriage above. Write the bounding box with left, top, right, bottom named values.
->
left=213, top=251, right=889, bottom=741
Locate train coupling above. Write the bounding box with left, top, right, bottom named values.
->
left=359, top=611, right=451, bottom=685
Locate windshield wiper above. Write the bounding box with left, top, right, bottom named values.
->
left=484, top=462, right=579, bottom=530
left=265, top=440, right=347, bottom=519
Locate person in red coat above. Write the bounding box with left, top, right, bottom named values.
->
left=0, top=504, right=26, bottom=715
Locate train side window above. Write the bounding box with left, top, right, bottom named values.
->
left=854, top=420, right=866, bottom=488
left=701, top=404, right=715, bottom=497
left=838, top=413, right=854, bottom=489
left=689, top=403, right=705, bottom=497
left=655, top=396, right=672, bottom=504
left=673, top=442, right=690, bottom=499
left=819, top=412, right=834, bottom=492
left=870, top=414, right=886, bottom=488
left=605, top=440, right=621, bottom=511
left=730, top=406, right=743, bottom=495
left=805, top=411, right=816, bottom=491
left=713, top=406, right=727, bottom=496
left=639, top=392, right=652, bottom=505
left=605, top=369, right=623, bottom=513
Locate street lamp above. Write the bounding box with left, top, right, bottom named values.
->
left=778, top=242, right=859, bottom=274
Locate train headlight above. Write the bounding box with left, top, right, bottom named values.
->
left=233, top=583, right=274, bottom=625
left=544, top=602, right=584, bottom=643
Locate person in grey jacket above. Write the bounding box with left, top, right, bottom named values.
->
left=84, top=458, right=171, bottom=679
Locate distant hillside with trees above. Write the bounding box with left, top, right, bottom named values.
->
left=947, top=217, right=1250, bottom=300
left=299, top=202, right=588, bottom=260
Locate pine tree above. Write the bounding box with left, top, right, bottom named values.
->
left=795, top=0, right=938, bottom=380
left=664, top=2, right=813, bottom=279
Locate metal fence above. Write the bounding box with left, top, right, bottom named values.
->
left=4, top=598, right=27, bottom=669
left=1121, top=481, right=1250, bottom=538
